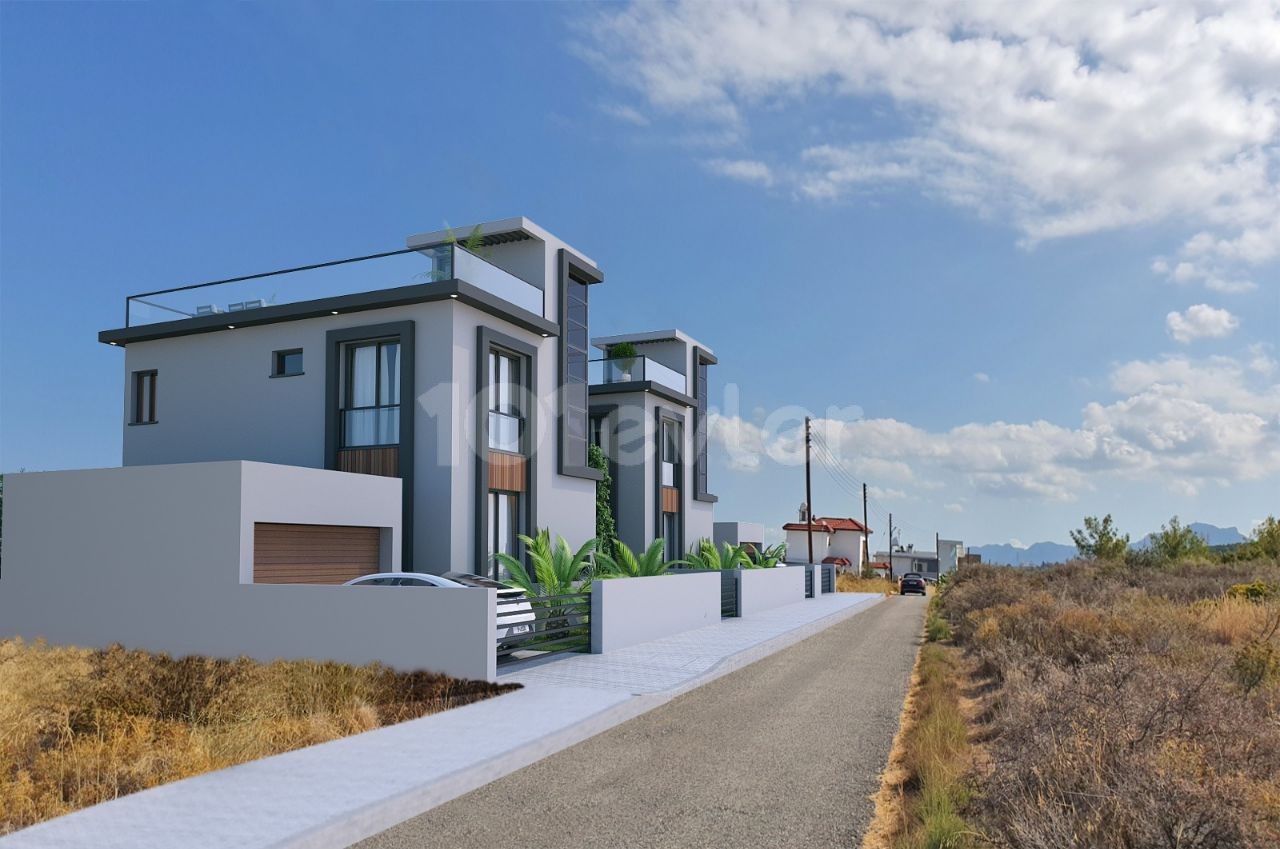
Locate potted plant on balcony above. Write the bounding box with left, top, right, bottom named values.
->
left=609, top=341, right=639, bottom=381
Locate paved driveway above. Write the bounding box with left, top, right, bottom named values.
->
left=354, top=595, right=925, bottom=849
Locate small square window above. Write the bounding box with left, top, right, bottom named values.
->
left=272, top=349, right=303, bottom=377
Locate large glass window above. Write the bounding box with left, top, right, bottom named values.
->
left=488, top=491, right=519, bottom=580
left=488, top=350, right=522, bottom=453
left=342, top=340, right=400, bottom=447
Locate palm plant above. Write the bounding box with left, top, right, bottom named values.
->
left=684, top=538, right=748, bottom=571
left=493, top=530, right=598, bottom=597
left=745, top=542, right=787, bottom=569
left=595, top=539, right=684, bottom=578
left=494, top=531, right=598, bottom=651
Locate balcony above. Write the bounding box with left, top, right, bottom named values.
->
left=121, top=243, right=544, bottom=329
left=589, top=356, right=688, bottom=395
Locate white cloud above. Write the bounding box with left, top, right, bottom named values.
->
left=1165, top=304, right=1240, bottom=343
left=944, top=502, right=965, bottom=513
left=585, top=1, right=1280, bottom=292
left=600, top=102, right=650, bottom=126
left=705, top=157, right=775, bottom=186
left=709, top=351, right=1280, bottom=502
left=868, top=486, right=908, bottom=501
left=973, top=371, right=991, bottom=383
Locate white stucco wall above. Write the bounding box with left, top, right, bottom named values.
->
left=737, top=567, right=807, bottom=616
left=827, top=530, right=866, bottom=569
left=784, top=529, right=830, bottom=563
left=590, top=572, right=720, bottom=653
left=0, top=463, right=497, bottom=680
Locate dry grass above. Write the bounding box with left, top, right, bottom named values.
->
left=939, top=560, right=1280, bottom=849
left=0, top=639, right=518, bottom=834
left=863, top=641, right=975, bottom=849
left=839, top=573, right=897, bottom=595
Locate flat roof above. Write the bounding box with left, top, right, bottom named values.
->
left=405, top=216, right=599, bottom=271
left=591, top=329, right=715, bottom=357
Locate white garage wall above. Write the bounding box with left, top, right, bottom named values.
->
left=0, top=463, right=497, bottom=681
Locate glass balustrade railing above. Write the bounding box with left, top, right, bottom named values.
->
left=123, top=244, right=544, bottom=328
left=588, top=356, right=689, bottom=395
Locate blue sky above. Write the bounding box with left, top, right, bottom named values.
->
left=3, top=2, right=1278, bottom=548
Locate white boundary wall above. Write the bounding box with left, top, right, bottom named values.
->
left=0, top=462, right=497, bottom=681
left=590, top=573, right=720, bottom=653
left=737, top=566, right=806, bottom=616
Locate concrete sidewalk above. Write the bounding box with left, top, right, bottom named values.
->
left=1, top=593, right=884, bottom=849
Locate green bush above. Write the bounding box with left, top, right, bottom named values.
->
left=1226, top=581, right=1279, bottom=602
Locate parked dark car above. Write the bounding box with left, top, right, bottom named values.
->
left=899, top=572, right=927, bottom=596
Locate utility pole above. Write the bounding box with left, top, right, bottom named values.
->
left=804, top=416, right=814, bottom=564
left=888, top=512, right=894, bottom=577
left=862, top=482, right=870, bottom=569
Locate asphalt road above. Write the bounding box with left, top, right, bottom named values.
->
left=354, top=595, right=926, bottom=849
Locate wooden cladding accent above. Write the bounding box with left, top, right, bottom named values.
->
left=661, top=486, right=680, bottom=514
left=337, top=446, right=400, bottom=477
left=488, top=450, right=527, bottom=493
left=253, top=523, right=380, bottom=585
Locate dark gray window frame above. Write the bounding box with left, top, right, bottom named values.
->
left=692, top=345, right=718, bottom=503
left=325, top=320, right=415, bottom=569
left=475, top=326, right=538, bottom=577
left=654, top=406, right=686, bottom=558
left=131, top=369, right=157, bottom=425
left=271, top=348, right=304, bottom=378
left=557, top=249, right=604, bottom=481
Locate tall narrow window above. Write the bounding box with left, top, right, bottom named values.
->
left=488, top=350, right=522, bottom=453
left=342, top=340, right=400, bottom=447
left=663, top=512, right=680, bottom=563
left=558, top=251, right=603, bottom=479
left=488, top=491, right=518, bottom=580
left=132, top=370, right=157, bottom=424
left=661, top=419, right=680, bottom=488
left=694, top=357, right=710, bottom=497
left=564, top=275, right=589, bottom=463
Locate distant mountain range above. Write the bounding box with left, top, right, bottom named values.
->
left=970, top=523, right=1249, bottom=566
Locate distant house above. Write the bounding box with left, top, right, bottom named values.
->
left=781, top=516, right=870, bottom=570
left=713, top=521, right=765, bottom=554
left=875, top=538, right=964, bottom=579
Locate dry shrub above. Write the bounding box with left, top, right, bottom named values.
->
left=0, top=639, right=517, bottom=834
left=1198, top=595, right=1278, bottom=645
left=938, top=559, right=1280, bottom=848
left=838, top=573, right=895, bottom=595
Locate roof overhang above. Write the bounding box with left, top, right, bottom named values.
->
left=591, top=329, right=715, bottom=359
left=405, top=216, right=600, bottom=275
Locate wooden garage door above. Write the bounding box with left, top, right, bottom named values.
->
left=253, top=523, right=380, bottom=585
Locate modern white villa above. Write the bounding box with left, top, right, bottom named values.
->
left=0, top=217, right=825, bottom=681
left=99, top=217, right=606, bottom=580
left=587, top=330, right=718, bottom=562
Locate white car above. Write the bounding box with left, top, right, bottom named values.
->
left=344, top=571, right=534, bottom=643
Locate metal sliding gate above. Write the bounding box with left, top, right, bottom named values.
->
left=804, top=566, right=815, bottom=598
left=496, top=590, right=591, bottom=666
left=720, top=570, right=739, bottom=618
left=821, top=564, right=835, bottom=593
